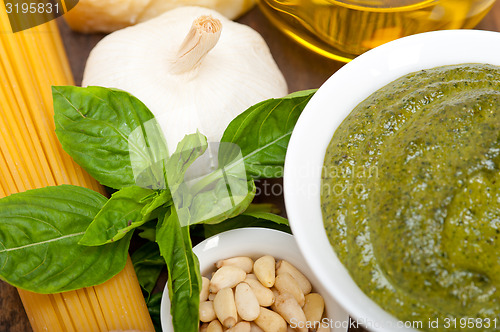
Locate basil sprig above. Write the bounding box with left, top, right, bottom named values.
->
left=220, top=89, right=316, bottom=179
left=53, top=86, right=169, bottom=190
left=79, top=187, right=170, bottom=246
left=0, top=86, right=315, bottom=332
left=131, top=242, right=165, bottom=300
left=157, top=208, right=202, bottom=332
left=0, top=185, right=131, bottom=293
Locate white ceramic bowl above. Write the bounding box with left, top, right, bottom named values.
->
left=284, top=30, right=500, bottom=332
left=160, top=228, right=350, bottom=331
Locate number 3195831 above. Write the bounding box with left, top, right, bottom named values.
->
left=6, top=2, right=60, bottom=14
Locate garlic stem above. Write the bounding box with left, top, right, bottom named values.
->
left=171, top=15, right=222, bottom=74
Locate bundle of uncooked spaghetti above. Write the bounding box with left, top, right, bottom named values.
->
left=0, top=4, right=155, bottom=331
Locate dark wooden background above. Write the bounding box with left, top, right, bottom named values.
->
left=1, top=2, right=500, bottom=331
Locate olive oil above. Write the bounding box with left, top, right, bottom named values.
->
left=258, top=0, right=496, bottom=61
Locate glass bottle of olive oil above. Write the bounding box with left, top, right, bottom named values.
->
left=258, top=0, right=496, bottom=62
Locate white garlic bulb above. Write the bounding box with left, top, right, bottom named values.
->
left=82, top=6, right=288, bottom=155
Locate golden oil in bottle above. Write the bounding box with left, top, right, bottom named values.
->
left=258, top=0, right=496, bottom=62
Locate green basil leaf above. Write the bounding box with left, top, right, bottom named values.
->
left=137, top=222, right=157, bottom=242
left=242, top=211, right=289, bottom=224
left=285, top=89, right=318, bottom=98
left=53, top=86, right=168, bottom=189
left=220, top=90, right=316, bottom=179
left=203, top=213, right=291, bottom=238
left=166, top=131, right=208, bottom=193
left=79, top=186, right=160, bottom=246
left=244, top=203, right=281, bottom=215
left=147, top=292, right=163, bottom=332
left=142, top=190, right=173, bottom=222
left=132, top=242, right=165, bottom=298
left=0, top=185, right=131, bottom=293
left=172, top=182, right=194, bottom=210
left=157, top=208, right=201, bottom=332
left=189, top=178, right=256, bottom=225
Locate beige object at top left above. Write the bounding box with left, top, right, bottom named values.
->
left=64, top=0, right=256, bottom=33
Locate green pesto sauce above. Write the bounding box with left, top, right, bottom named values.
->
left=321, top=64, right=500, bottom=331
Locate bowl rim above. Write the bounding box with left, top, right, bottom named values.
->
left=160, top=227, right=350, bottom=332
left=283, top=29, right=500, bottom=332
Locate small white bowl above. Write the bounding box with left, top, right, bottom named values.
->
left=284, top=29, right=500, bottom=332
left=160, top=227, right=349, bottom=331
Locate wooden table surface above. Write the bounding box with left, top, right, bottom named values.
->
left=1, top=2, right=500, bottom=331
